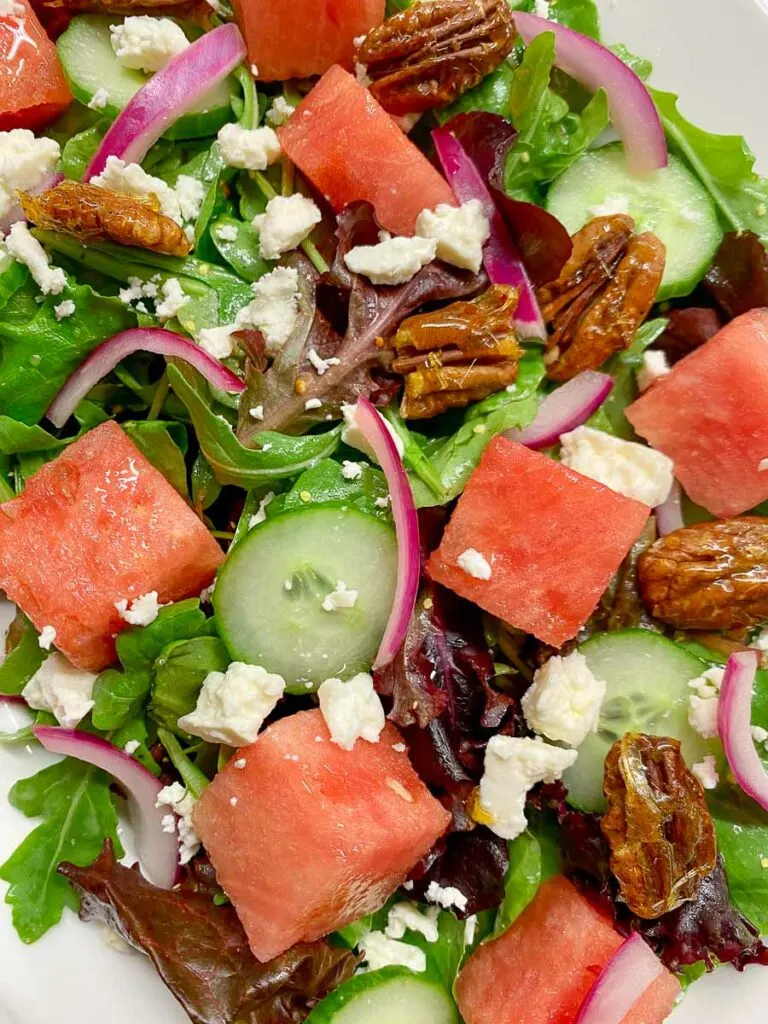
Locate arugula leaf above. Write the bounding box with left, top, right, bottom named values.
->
left=150, top=636, right=230, bottom=734
left=0, top=757, right=122, bottom=942
left=111, top=713, right=161, bottom=777
left=191, top=453, right=222, bottom=511
left=611, top=42, right=653, bottom=80
left=651, top=88, right=768, bottom=245
left=60, top=122, right=105, bottom=180
left=0, top=614, right=45, bottom=696
left=439, top=60, right=517, bottom=121
left=547, top=0, right=600, bottom=38
left=123, top=420, right=189, bottom=498
left=491, top=832, right=541, bottom=939
left=168, top=362, right=343, bottom=488
left=272, top=458, right=390, bottom=521
left=157, top=727, right=211, bottom=798
left=0, top=419, right=67, bottom=455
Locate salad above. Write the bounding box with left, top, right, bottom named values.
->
left=2, top=0, right=768, bottom=1021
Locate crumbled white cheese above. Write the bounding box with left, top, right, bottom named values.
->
left=752, top=725, right=768, bottom=744
left=266, top=95, right=296, bottom=127
left=687, top=666, right=723, bottom=739
left=217, top=123, right=281, bottom=171
left=54, top=299, right=76, bottom=320
left=87, top=88, right=109, bottom=111
left=216, top=223, right=239, bottom=242
left=392, top=742, right=406, bottom=753
left=154, top=277, right=188, bottom=321
left=522, top=650, right=606, bottom=748
left=344, top=234, right=437, bottom=286
left=155, top=782, right=200, bottom=865
left=385, top=902, right=440, bottom=943
left=752, top=628, right=768, bottom=651
left=692, top=755, right=719, bottom=790
left=534, top=0, right=551, bottom=18
left=119, top=275, right=159, bottom=306
left=355, top=62, right=371, bottom=88
left=248, top=491, right=274, bottom=528
left=174, top=174, right=204, bottom=223
left=308, top=348, right=341, bottom=376
left=426, top=881, right=468, bottom=913
left=233, top=757, right=247, bottom=768
left=321, top=580, right=358, bottom=612
left=115, top=591, right=162, bottom=627
left=236, top=265, right=300, bottom=355
left=177, top=662, right=286, bottom=746
left=588, top=194, right=630, bottom=218
left=637, top=350, right=671, bottom=392
left=359, top=931, right=426, bottom=973
left=0, top=0, right=25, bottom=16
left=0, top=129, right=60, bottom=227
left=250, top=63, right=258, bottom=77
left=22, top=653, right=98, bottom=728
left=341, top=460, right=363, bottom=480
left=123, top=740, right=141, bottom=755
left=5, top=223, right=66, bottom=295
left=91, top=156, right=182, bottom=223
left=317, top=672, right=385, bottom=750
left=197, top=324, right=238, bottom=360
left=252, top=193, right=322, bottom=260
left=414, top=200, right=490, bottom=273
left=374, top=496, right=390, bottom=509
left=464, top=914, right=477, bottom=945
left=110, top=16, right=189, bottom=74
left=478, top=735, right=577, bottom=840
left=340, top=400, right=405, bottom=461
left=456, top=548, right=492, bottom=581
left=304, top=398, right=323, bottom=411
left=559, top=425, right=674, bottom=508
left=759, top=459, right=768, bottom=474
left=38, top=624, right=57, bottom=650
left=249, top=405, right=264, bottom=420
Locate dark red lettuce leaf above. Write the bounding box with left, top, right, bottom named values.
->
left=705, top=230, right=768, bottom=319
left=238, top=203, right=485, bottom=440
left=406, top=827, right=509, bottom=918
left=443, top=112, right=573, bottom=285
left=59, top=842, right=358, bottom=1024
left=658, top=307, right=722, bottom=363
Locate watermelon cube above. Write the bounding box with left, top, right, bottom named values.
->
left=626, top=309, right=768, bottom=517
left=0, top=421, right=223, bottom=671
left=455, top=876, right=680, bottom=1024
left=233, top=0, right=385, bottom=81
left=426, top=437, right=648, bottom=648
left=0, top=0, right=72, bottom=131
left=278, top=65, right=457, bottom=236
left=193, top=708, right=451, bottom=962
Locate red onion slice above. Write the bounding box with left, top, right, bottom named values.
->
left=47, top=327, right=245, bottom=428
left=33, top=725, right=179, bottom=888
left=354, top=397, right=420, bottom=670
left=718, top=651, right=768, bottom=812
left=85, top=23, right=246, bottom=180
left=575, top=933, right=664, bottom=1024
left=432, top=126, right=546, bottom=341
left=655, top=478, right=684, bottom=536
left=513, top=13, right=667, bottom=175
left=0, top=694, right=25, bottom=705
left=505, top=370, right=613, bottom=449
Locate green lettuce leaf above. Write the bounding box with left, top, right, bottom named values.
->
left=0, top=614, right=45, bottom=696
left=491, top=831, right=541, bottom=940
left=709, top=789, right=768, bottom=934
left=122, top=420, right=189, bottom=498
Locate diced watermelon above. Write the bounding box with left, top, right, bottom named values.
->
left=626, top=309, right=768, bottom=517
left=0, top=421, right=223, bottom=671
left=455, top=876, right=680, bottom=1024
left=0, top=0, right=72, bottom=130
left=426, top=437, right=649, bottom=648
left=233, top=0, right=384, bottom=81
left=193, top=708, right=451, bottom=962
left=278, top=65, right=457, bottom=236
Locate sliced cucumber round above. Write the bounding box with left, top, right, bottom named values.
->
left=305, top=967, right=459, bottom=1024
left=213, top=506, right=398, bottom=692
left=563, top=629, right=719, bottom=812
left=57, top=16, right=237, bottom=140
left=546, top=143, right=723, bottom=300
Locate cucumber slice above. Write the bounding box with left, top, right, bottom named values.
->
left=57, top=16, right=237, bottom=140
left=545, top=143, right=723, bottom=300
left=213, top=506, right=398, bottom=692
left=305, top=967, right=459, bottom=1024
left=563, top=629, right=719, bottom=812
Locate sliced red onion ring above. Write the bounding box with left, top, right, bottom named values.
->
left=505, top=370, right=613, bottom=449
left=47, top=327, right=245, bottom=428
left=85, top=23, right=246, bottom=180
left=354, top=397, right=420, bottom=670
left=575, top=933, right=665, bottom=1024
left=432, top=126, right=546, bottom=341
left=0, top=694, right=25, bottom=705
left=513, top=13, right=667, bottom=175
left=718, top=651, right=768, bottom=812
left=655, top=478, right=684, bottom=536
left=33, top=725, right=179, bottom=888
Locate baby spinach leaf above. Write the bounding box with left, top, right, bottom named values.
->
left=0, top=614, right=46, bottom=696
left=210, top=215, right=270, bottom=282
left=156, top=727, right=211, bottom=798
left=123, top=420, right=189, bottom=498
left=709, top=789, right=768, bottom=934
left=491, top=832, right=541, bottom=940
left=111, top=712, right=161, bottom=777
left=272, top=458, right=390, bottom=521
left=191, top=453, right=222, bottom=512
left=439, top=60, right=517, bottom=121
left=60, top=122, right=106, bottom=180
left=150, top=636, right=230, bottom=734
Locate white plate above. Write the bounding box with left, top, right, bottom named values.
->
left=3, top=1, right=768, bottom=1020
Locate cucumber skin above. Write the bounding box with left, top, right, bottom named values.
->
left=305, top=967, right=460, bottom=1024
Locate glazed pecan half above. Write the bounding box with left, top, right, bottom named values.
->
left=638, top=516, right=768, bottom=632
left=602, top=733, right=717, bottom=919
left=354, top=0, right=517, bottom=116
left=537, top=215, right=666, bottom=381
left=20, top=180, right=192, bottom=257
left=391, top=284, right=522, bottom=418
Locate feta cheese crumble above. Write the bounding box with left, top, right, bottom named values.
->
left=414, top=200, right=490, bottom=273
left=637, top=350, right=671, bottom=392
left=559, top=425, right=674, bottom=508
left=237, top=265, right=300, bottom=355
left=155, top=782, right=200, bottom=865
left=0, top=0, right=25, bottom=15
left=177, top=662, right=286, bottom=746
left=174, top=174, right=205, bottom=223
left=341, top=460, right=363, bottom=480
left=253, top=193, right=322, bottom=259
left=115, top=591, right=162, bottom=627
left=317, top=672, right=385, bottom=750
left=692, top=755, right=719, bottom=790
left=304, top=398, right=322, bottom=411
left=425, top=881, right=468, bottom=913
left=197, top=324, right=238, bottom=360
left=217, top=123, right=281, bottom=171
left=110, top=17, right=189, bottom=74
left=308, top=348, right=341, bottom=376
left=385, top=902, right=440, bottom=943
left=344, top=235, right=437, bottom=286
left=91, top=156, right=182, bottom=223
left=687, top=665, right=724, bottom=739
left=266, top=95, right=296, bottom=127
left=87, top=88, right=109, bottom=111
left=464, top=915, right=478, bottom=945
left=587, top=194, right=630, bottom=218
left=249, top=405, right=264, bottom=421
left=341, top=401, right=405, bottom=461
left=478, top=735, right=577, bottom=841
left=53, top=299, right=76, bottom=320
left=759, top=460, right=768, bottom=474
left=522, top=651, right=607, bottom=748
left=359, top=932, right=426, bottom=973
left=123, top=740, right=141, bottom=755
left=154, top=277, right=188, bottom=321
left=456, top=548, right=492, bottom=581
left=38, top=624, right=57, bottom=650
left=216, top=223, right=239, bottom=242
left=321, top=580, right=358, bottom=611
left=22, top=653, right=98, bottom=728
left=248, top=491, right=274, bottom=528
left=5, top=223, right=66, bottom=295
left=0, top=129, right=60, bottom=227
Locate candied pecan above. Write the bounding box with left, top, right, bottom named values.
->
left=20, top=181, right=192, bottom=257
left=601, top=733, right=717, bottom=919
left=638, top=516, right=768, bottom=632
left=355, top=0, right=517, bottom=116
